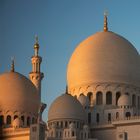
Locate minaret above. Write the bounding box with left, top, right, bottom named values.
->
left=29, top=36, right=44, bottom=100
left=103, top=11, right=108, bottom=32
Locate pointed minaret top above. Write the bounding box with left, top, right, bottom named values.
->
left=11, top=57, right=15, bottom=72
left=65, top=85, right=68, bottom=94
left=34, top=35, right=40, bottom=56
left=104, top=11, right=108, bottom=32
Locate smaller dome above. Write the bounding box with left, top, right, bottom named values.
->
left=78, top=94, right=89, bottom=107
left=12, top=118, right=23, bottom=129
left=118, top=94, right=131, bottom=107
left=48, top=94, right=85, bottom=121
left=0, top=72, right=39, bottom=114
left=69, top=122, right=76, bottom=129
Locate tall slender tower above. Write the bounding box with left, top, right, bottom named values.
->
left=29, top=36, right=44, bottom=100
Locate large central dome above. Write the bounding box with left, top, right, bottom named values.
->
left=67, top=31, right=140, bottom=90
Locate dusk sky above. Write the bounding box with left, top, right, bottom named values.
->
left=1, top=0, right=140, bottom=120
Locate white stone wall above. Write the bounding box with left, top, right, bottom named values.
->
left=0, top=128, right=30, bottom=140
left=116, top=123, right=140, bottom=140
left=92, top=127, right=116, bottom=140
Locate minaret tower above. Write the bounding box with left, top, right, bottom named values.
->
left=29, top=36, right=44, bottom=100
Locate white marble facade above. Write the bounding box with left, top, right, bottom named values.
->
left=1, top=15, right=140, bottom=140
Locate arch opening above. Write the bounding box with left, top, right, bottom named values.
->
left=96, top=92, right=103, bottom=105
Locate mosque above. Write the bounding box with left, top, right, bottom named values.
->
left=1, top=14, right=140, bottom=140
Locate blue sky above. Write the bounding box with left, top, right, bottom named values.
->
left=1, top=0, right=140, bottom=120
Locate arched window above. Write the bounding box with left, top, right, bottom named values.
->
left=51, top=131, right=53, bottom=137
left=74, top=95, right=77, bottom=99
left=27, top=117, right=30, bottom=126
left=35, top=118, right=37, bottom=124
left=65, top=121, right=68, bottom=128
left=87, top=92, right=93, bottom=106
left=116, top=92, right=121, bottom=105
left=56, top=121, right=59, bottom=127
left=126, top=112, right=131, bottom=118
left=32, top=117, right=35, bottom=124
left=96, top=92, right=103, bottom=105
left=88, top=112, right=91, bottom=124
left=14, top=115, right=18, bottom=120
left=79, top=93, right=84, bottom=96
left=106, top=91, right=112, bottom=105
left=72, top=131, right=75, bottom=136
left=0, top=115, right=4, bottom=126
left=56, top=131, right=58, bottom=137
left=81, top=132, right=83, bottom=139
left=60, top=131, right=62, bottom=137
left=132, top=94, right=136, bottom=107
left=85, top=132, right=87, bottom=139
left=60, top=121, right=63, bottom=128
left=125, top=92, right=129, bottom=95
left=108, top=113, right=111, bottom=122
left=21, top=116, right=24, bottom=125
left=77, top=122, right=79, bottom=128
left=116, top=112, right=119, bottom=119
left=96, top=113, right=100, bottom=123
left=6, top=115, right=11, bottom=125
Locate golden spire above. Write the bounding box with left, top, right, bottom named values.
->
left=34, top=35, right=40, bottom=56
left=104, top=11, right=108, bottom=32
left=11, top=57, right=15, bottom=72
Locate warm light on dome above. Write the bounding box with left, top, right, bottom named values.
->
left=0, top=72, right=40, bottom=113
left=67, top=31, right=140, bottom=93
left=48, top=94, right=85, bottom=121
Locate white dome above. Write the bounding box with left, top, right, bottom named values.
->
left=78, top=94, right=89, bottom=107
left=0, top=72, right=40, bottom=114
left=67, top=31, right=140, bottom=90
left=118, top=94, right=131, bottom=106
left=48, top=94, right=85, bottom=121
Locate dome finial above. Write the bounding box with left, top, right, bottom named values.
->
left=34, top=35, right=40, bottom=56
left=65, top=85, right=68, bottom=94
left=104, top=11, right=108, bottom=32
left=11, top=57, right=15, bottom=72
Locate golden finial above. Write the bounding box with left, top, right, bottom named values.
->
left=11, top=57, right=15, bottom=72
left=34, top=35, right=39, bottom=56
left=104, top=11, right=108, bottom=32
